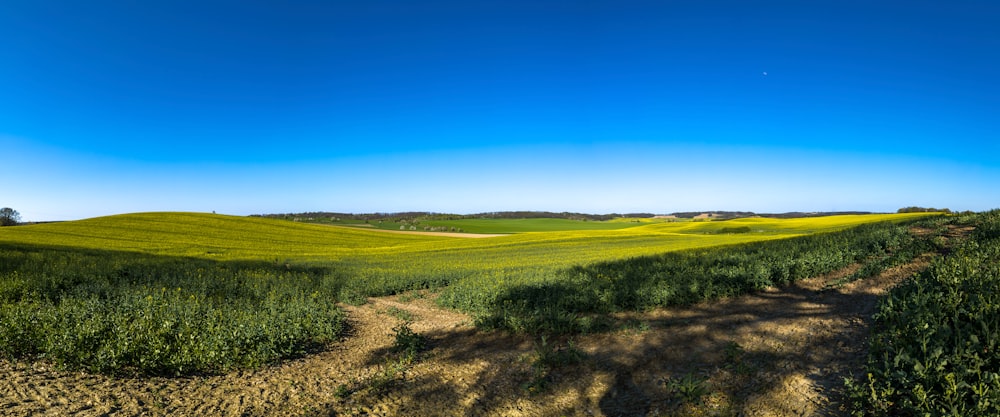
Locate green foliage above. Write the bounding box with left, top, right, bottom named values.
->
left=0, top=207, right=19, bottom=226
left=334, top=382, right=353, bottom=399
left=391, top=322, right=427, bottom=363
left=384, top=306, right=415, bottom=322
left=532, top=335, right=584, bottom=369
left=665, top=372, right=710, bottom=404
left=522, top=335, right=585, bottom=394
left=722, top=341, right=756, bottom=375
left=619, top=318, right=651, bottom=334
left=0, top=244, right=346, bottom=376
left=366, top=358, right=411, bottom=392
left=850, top=210, right=1000, bottom=416
left=396, top=290, right=426, bottom=303
left=715, top=226, right=752, bottom=234
left=338, top=322, right=428, bottom=395
left=898, top=206, right=951, bottom=214
left=418, top=218, right=649, bottom=233
left=442, top=220, right=929, bottom=334
left=828, top=217, right=944, bottom=288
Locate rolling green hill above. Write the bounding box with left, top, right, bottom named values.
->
left=0, top=211, right=933, bottom=260
left=1, top=210, right=939, bottom=309
left=418, top=217, right=651, bottom=233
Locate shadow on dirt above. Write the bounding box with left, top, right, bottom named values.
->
left=588, top=279, right=883, bottom=416
left=321, top=268, right=910, bottom=416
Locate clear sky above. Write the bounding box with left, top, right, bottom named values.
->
left=2, top=1, right=998, bottom=221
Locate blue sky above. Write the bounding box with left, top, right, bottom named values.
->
left=2, top=1, right=998, bottom=221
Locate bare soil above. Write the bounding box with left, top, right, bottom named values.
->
left=0, top=256, right=932, bottom=416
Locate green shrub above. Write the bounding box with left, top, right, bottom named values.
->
left=522, top=335, right=584, bottom=394
left=665, top=372, right=710, bottom=404
left=391, top=322, right=427, bottom=363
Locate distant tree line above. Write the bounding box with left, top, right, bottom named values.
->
left=251, top=211, right=657, bottom=223
left=666, top=211, right=874, bottom=219
left=252, top=209, right=900, bottom=223
left=250, top=212, right=436, bottom=223
left=897, top=206, right=951, bottom=214
left=472, top=211, right=655, bottom=221
left=756, top=211, right=874, bottom=219
left=668, top=211, right=757, bottom=219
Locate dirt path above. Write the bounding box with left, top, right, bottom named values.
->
left=0, top=255, right=931, bottom=416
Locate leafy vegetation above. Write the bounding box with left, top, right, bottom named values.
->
left=664, top=372, right=710, bottom=405
left=897, top=206, right=953, bottom=214
left=0, top=207, right=19, bottom=226
left=439, top=219, right=935, bottom=333
left=522, top=335, right=585, bottom=394
left=335, top=318, right=430, bottom=399
left=391, top=321, right=428, bottom=364
left=0, top=244, right=345, bottom=376
left=849, top=210, right=1000, bottom=416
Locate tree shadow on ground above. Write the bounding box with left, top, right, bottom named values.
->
left=590, top=279, right=883, bottom=416
left=318, top=265, right=907, bottom=417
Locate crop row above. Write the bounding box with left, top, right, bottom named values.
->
left=0, top=245, right=345, bottom=376
left=328, top=214, right=936, bottom=303
left=850, top=210, right=1000, bottom=416
left=436, top=219, right=936, bottom=333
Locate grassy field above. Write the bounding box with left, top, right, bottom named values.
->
left=418, top=217, right=654, bottom=233
left=284, top=215, right=661, bottom=233
left=0, top=211, right=941, bottom=375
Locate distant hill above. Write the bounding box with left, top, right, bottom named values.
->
left=252, top=211, right=657, bottom=222
left=254, top=210, right=879, bottom=223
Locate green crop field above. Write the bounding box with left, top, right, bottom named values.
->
left=418, top=217, right=654, bottom=233
left=0, top=211, right=943, bottom=376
